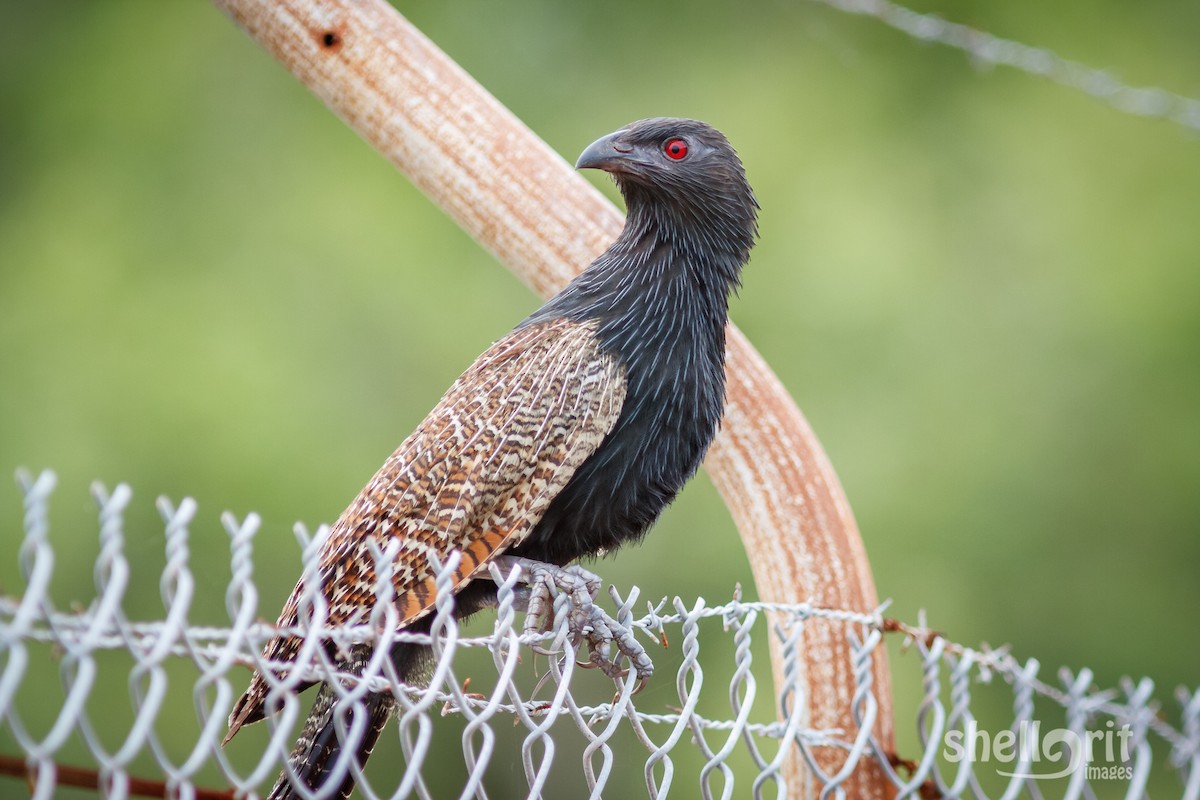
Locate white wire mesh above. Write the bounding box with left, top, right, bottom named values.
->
left=2, top=469, right=1197, bottom=799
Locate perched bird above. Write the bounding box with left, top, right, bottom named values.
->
left=225, top=117, right=759, bottom=799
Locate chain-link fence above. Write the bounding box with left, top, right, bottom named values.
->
left=2, top=470, right=1197, bottom=799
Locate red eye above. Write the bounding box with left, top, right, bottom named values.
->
left=664, top=138, right=688, bottom=160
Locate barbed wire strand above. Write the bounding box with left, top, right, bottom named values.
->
left=808, top=0, right=1200, bottom=135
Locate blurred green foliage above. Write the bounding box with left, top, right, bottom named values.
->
left=1, top=1, right=1197, bottom=797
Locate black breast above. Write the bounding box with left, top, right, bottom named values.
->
left=512, top=239, right=732, bottom=566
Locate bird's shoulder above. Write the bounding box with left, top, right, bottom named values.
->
left=229, top=317, right=629, bottom=736
left=298, top=317, right=628, bottom=625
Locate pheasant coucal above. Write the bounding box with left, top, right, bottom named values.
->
left=224, top=117, right=759, bottom=799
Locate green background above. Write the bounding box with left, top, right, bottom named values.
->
left=1, top=1, right=1197, bottom=797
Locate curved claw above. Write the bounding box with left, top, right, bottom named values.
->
left=494, top=555, right=655, bottom=688
left=611, top=673, right=649, bottom=701
left=576, top=656, right=627, bottom=680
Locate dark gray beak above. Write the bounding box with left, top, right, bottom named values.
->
left=575, top=129, right=633, bottom=171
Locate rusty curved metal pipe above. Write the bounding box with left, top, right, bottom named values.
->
left=211, top=1, right=894, bottom=795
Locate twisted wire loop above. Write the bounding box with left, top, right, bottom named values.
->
left=1, top=472, right=1197, bottom=799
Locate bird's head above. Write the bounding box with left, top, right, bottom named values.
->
left=576, top=118, right=759, bottom=262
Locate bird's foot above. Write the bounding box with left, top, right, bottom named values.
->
left=491, top=556, right=653, bottom=690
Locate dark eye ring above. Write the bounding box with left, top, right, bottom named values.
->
left=664, top=138, right=689, bottom=160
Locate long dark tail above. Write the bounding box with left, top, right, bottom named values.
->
left=266, top=643, right=396, bottom=800
left=267, top=683, right=393, bottom=800
left=266, top=631, right=436, bottom=800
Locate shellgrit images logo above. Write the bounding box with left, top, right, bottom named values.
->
left=943, top=720, right=1133, bottom=781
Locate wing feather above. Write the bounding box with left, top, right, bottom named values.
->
left=227, top=318, right=625, bottom=737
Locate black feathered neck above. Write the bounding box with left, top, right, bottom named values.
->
left=512, top=118, right=759, bottom=564
left=528, top=117, right=758, bottom=359
left=608, top=118, right=759, bottom=287
left=535, top=198, right=747, bottom=338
